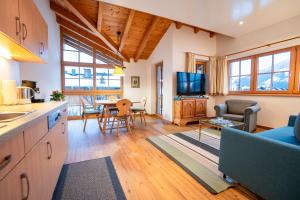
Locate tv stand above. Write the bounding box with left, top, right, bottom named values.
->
left=173, top=97, right=207, bottom=126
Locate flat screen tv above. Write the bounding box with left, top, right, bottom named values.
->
left=177, top=72, right=206, bottom=96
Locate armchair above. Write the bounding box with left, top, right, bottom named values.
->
left=214, top=99, right=261, bottom=132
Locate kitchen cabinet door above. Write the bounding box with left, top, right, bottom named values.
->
left=0, top=0, right=21, bottom=43
left=34, top=4, right=48, bottom=62
left=19, top=0, right=40, bottom=56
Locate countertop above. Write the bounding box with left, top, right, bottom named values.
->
left=0, top=101, right=68, bottom=145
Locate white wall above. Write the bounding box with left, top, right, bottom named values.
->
left=123, top=60, right=148, bottom=102
left=0, top=59, right=20, bottom=84
left=214, top=15, right=300, bottom=128
left=20, top=0, right=61, bottom=101
left=139, top=24, right=217, bottom=121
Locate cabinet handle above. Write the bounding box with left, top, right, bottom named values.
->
left=40, top=42, right=44, bottom=55
left=22, top=23, right=27, bottom=41
left=47, top=141, right=53, bottom=160
left=15, top=17, right=21, bottom=36
left=20, top=173, right=30, bottom=200
left=0, top=155, right=12, bottom=171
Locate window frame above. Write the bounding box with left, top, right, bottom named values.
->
left=228, top=56, right=254, bottom=94
left=60, top=32, right=124, bottom=119
left=228, top=47, right=298, bottom=96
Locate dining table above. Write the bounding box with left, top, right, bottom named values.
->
left=95, top=99, right=141, bottom=133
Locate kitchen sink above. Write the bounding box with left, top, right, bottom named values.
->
left=0, top=110, right=36, bottom=123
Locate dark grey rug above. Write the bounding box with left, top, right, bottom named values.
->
left=52, top=157, right=126, bottom=200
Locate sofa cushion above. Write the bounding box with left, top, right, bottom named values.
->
left=226, top=99, right=257, bottom=115
left=222, top=114, right=244, bottom=122
left=257, top=126, right=300, bottom=146
left=294, top=113, right=300, bottom=142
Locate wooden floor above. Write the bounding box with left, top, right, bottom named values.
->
left=66, top=116, right=258, bottom=200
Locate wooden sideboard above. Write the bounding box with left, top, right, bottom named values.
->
left=173, top=98, right=207, bottom=126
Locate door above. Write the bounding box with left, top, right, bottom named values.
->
left=195, top=99, right=206, bottom=116
left=0, top=0, right=21, bottom=43
left=182, top=100, right=195, bottom=118
left=155, top=62, right=163, bottom=116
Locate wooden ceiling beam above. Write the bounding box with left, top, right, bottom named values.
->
left=63, top=0, right=128, bottom=62
left=56, top=15, right=110, bottom=50
left=194, top=27, right=200, bottom=34
left=119, top=10, right=135, bottom=52
left=135, top=16, right=160, bottom=62
left=97, top=1, right=104, bottom=32
left=58, top=21, right=123, bottom=63
left=175, top=22, right=183, bottom=29
left=50, top=1, right=90, bottom=30
left=209, top=32, right=215, bottom=38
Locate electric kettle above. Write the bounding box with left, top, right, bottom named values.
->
left=17, top=86, right=36, bottom=104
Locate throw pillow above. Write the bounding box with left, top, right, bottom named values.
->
left=294, top=113, right=300, bottom=142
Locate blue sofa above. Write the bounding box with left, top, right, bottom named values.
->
left=219, top=115, right=300, bottom=200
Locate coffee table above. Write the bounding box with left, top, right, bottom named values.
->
left=198, top=118, right=245, bottom=141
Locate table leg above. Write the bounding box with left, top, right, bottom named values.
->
left=199, top=123, right=202, bottom=141
left=102, top=105, right=109, bottom=133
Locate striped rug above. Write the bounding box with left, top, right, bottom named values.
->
left=147, top=129, right=232, bottom=194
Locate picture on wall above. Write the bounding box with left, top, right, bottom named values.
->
left=131, top=76, right=140, bottom=88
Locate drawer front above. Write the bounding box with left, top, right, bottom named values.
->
left=24, top=117, right=48, bottom=153
left=0, top=133, right=25, bottom=181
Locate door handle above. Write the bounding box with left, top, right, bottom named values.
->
left=22, top=23, right=27, bottom=41
left=47, top=141, right=53, bottom=159
left=20, top=173, right=30, bottom=200
left=0, top=155, right=12, bottom=171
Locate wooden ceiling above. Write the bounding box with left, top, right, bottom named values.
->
left=50, top=0, right=215, bottom=63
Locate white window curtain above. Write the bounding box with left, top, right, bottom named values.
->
left=209, top=56, right=228, bottom=96
left=186, top=52, right=196, bottom=73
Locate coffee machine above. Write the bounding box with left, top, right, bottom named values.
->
left=21, top=80, right=45, bottom=103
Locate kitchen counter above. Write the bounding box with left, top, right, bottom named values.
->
left=0, top=101, right=68, bottom=144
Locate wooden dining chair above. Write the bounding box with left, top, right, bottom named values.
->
left=80, top=98, right=102, bottom=132
left=110, top=99, right=134, bottom=135
left=131, top=97, right=147, bottom=125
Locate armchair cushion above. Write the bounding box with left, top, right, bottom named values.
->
left=226, top=99, right=257, bottom=115
left=257, top=126, right=299, bottom=145
left=222, top=114, right=244, bottom=122
left=294, top=113, right=300, bottom=142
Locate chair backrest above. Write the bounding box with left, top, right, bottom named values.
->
left=116, top=99, right=132, bottom=117
left=80, top=97, right=92, bottom=110
left=141, top=96, right=147, bottom=108
left=108, top=95, right=118, bottom=100
left=225, top=99, right=257, bottom=115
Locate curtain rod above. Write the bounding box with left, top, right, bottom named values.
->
left=225, top=36, right=300, bottom=57
left=187, top=52, right=210, bottom=58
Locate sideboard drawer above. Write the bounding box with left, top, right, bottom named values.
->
left=0, top=133, right=25, bottom=180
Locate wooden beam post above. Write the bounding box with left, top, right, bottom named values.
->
left=135, top=16, right=160, bottom=61
left=119, top=10, right=135, bottom=52
left=97, top=1, right=104, bottom=32
left=209, top=32, right=214, bottom=38
left=63, top=0, right=128, bottom=61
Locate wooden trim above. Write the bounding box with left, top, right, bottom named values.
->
left=225, top=36, right=300, bottom=57
left=257, top=125, right=273, bottom=130
left=119, top=10, right=135, bottom=52
left=294, top=46, right=300, bottom=93
left=135, top=16, right=160, bottom=61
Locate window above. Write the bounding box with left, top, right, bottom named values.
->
left=61, top=33, right=124, bottom=118
left=229, top=59, right=252, bottom=92
left=228, top=47, right=299, bottom=95
left=257, top=51, right=291, bottom=91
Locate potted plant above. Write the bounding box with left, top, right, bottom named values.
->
left=50, top=90, right=64, bottom=101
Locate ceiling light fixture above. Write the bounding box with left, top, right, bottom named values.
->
left=239, top=21, right=244, bottom=25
